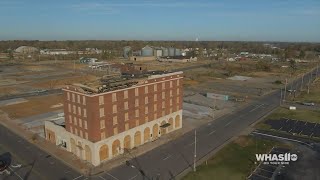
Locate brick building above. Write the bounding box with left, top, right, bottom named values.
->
left=45, top=71, right=183, bottom=166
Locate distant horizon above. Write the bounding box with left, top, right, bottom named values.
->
left=1, top=0, right=320, bottom=42
left=1, top=39, right=320, bottom=44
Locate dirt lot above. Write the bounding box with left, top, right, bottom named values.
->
left=0, top=94, right=63, bottom=119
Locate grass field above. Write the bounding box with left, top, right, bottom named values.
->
left=183, top=136, right=281, bottom=180
left=295, top=78, right=320, bottom=104
left=266, top=107, right=320, bottom=123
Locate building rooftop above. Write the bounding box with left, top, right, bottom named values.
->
left=66, top=71, right=182, bottom=95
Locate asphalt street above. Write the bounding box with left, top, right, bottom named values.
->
left=102, top=68, right=319, bottom=180
left=0, top=125, right=86, bottom=180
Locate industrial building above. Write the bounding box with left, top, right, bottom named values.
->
left=15, top=46, right=38, bottom=53
left=125, top=45, right=185, bottom=61
left=44, top=71, right=183, bottom=166
left=158, top=56, right=197, bottom=63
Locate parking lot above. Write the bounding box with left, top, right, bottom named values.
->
left=248, top=147, right=291, bottom=180
left=265, top=118, right=320, bottom=138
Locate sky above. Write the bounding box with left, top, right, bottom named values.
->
left=0, top=0, right=320, bottom=42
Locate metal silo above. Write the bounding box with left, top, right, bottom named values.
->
left=168, top=47, right=175, bottom=56
left=123, top=46, right=131, bottom=59
left=141, top=46, right=153, bottom=57
left=162, top=47, right=169, bottom=56
left=175, top=49, right=182, bottom=56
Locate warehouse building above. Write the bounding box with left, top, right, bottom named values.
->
left=44, top=71, right=183, bottom=166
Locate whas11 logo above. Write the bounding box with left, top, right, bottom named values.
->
left=255, top=153, right=298, bottom=165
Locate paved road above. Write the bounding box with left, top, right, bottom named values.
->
left=102, top=68, right=319, bottom=180
left=0, top=125, right=86, bottom=180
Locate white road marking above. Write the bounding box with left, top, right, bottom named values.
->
left=208, top=130, right=216, bottom=135
left=8, top=167, right=23, bottom=180
left=72, top=175, right=83, bottom=180
left=225, top=121, right=232, bottom=127
left=249, top=104, right=265, bottom=112
left=99, top=176, right=107, bottom=180
left=105, top=172, right=120, bottom=180
left=129, top=175, right=138, bottom=180
left=163, top=154, right=172, bottom=160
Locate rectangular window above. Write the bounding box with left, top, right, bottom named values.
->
left=124, top=101, right=128, bottom=110
left=135, top=88, right=139, bottom=96
left=84, top=121, right=88, bottom=129
left=124, top=90, right=128, bottom=99
left=99, top=108, right=105, bottom=117
left=74, top=128, right=78, bottom=135
left=113, top=127, right=118, bottom=135
left=154, top=84, right=157, bottom=92
left=125, top=112, right=129, bottom=121
left=170, top=108, right=173, bottom=113
left=85, top=132, right=88, bottom=140
left=170, top=99, right=173, bottom=106
left=154, top=94, right=157, bottom=101
left=74, top=117, right=77, bottom=126
left=162, top=110, right=165, bottom=116
left=80, top=130, right=83, bottom=138
left=154, top=113, right=157, bottom=119
left=99, top=96, right=104, bottom=105
left=154, top=104, right=157, bottom=111
left=100, top=120, right=105, bottom=129
left=145, top=116, right=148, bottom=123
left=145, top=86, right=148, bottom=94
left=112, top=93, right=117, bottom=102
left=170, top=81, right=173, bottom=88
left=83, top=109, right=87, bottom=117
left=78, top=107, right=81, bottom=116
left=170, top=90, right=172, bottom=97
left=135, top=120, right=139, bottom=127
left=177, top=97, right=180, bottom=104
left=145, top=106, right=148, bottom=114
left=83, top=96, right=86, bottom=105
left=77, top=95, right=80, bottom=104
left=145, top=97, right=148, bottom=104
left=70, top=126, right=73, bottom=134
left=162, top=92, right=165, bottom=99
left=73, top=105, right=76, bottom=114
left=177, top=88, right=180, bottom=95
left=177, top=105, right=179, bottom=110
left=72, top=93, right=75, bottom=102
left=135, top=109, right=139, bottom=117
left=112, top=105, right=117, bottom=113
left=68, top=115, right=72, bottom=123
left=125, top=123, right=129, bottom=131
left=67, top=92, right=70, bottom=101
left=162, top=82, right=165, bottom=90
left=177, top=79, right=180, bottom=86
left=135, top=99, right=139, bottom=107
left=68, top=104, right=71, bottom=112
left=113, top=116, right=118, bottom=125
left=101, top=132, right=105, bottom=139
left=162, top=101, right=165, bottom=108
left=79, top=119, right=82, bottom=128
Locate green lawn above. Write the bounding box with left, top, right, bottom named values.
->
left=183, top=136, right=280, bottom=180
left=295, top=78, right=320, bottom=104
left=266, top=107, right=320, bottom=123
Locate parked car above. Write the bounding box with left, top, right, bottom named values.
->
left=0, top=160, right=9, bottom=172
left=302, top=102, right=315, bottom=106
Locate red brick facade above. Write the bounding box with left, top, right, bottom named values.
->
left=64, top=72, right=183, bottom=142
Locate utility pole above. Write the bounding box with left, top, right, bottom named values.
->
left=300, top=74, right=304, bottom=91
left=193, top=130, right=197, bottom=172
left=283, top=78, right=287, bottom=101
left=280, top=88, right=282, bottom=106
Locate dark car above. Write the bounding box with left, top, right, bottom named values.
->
left=0, top=160, right=9, bottom=171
